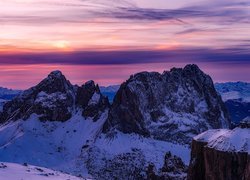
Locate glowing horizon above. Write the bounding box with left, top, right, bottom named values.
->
left=0, top=0, right=249, bottom=88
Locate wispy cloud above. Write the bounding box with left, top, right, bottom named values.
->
left=0, top=47, right=249, bottom=65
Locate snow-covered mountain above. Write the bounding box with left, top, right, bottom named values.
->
left=0, top=162, right=83, bottom=180
left=0, top=65, right=231, bottom=179
left=0, top=70, right=189, bottom=179
left=104, top=64, right=230, bottom=145
left=215, top=82, right=250, bottom=125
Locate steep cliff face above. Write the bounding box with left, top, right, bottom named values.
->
left=0, top=71, right=109, bottom=123
left=188, top=121, right=250, bottom=180
left=104, top=64, right=230, bottom=144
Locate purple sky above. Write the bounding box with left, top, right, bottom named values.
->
left=0, top=0, right=249, bottom=89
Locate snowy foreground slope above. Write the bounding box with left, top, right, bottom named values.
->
left=0, top=113, right=190, bottom=179
left=0, top=162, right=82, bottom=180
left=0, top=113, right=107, bottom=177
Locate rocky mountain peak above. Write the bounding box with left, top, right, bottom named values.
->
left=0, top=71, right=109, bottom=123
left=48, top=70, right=63, bottom=77
left=104, top=64, right=230, bottom=144
left=35, top=70, right=74, bottom=95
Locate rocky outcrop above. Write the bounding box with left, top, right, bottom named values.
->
left=104, top=64, right=230, bottom=144
left=0, top=71, right=109, bottom=123
left=147, top=151, right=188, bottom=180
left=188, top=120, right=250, bottom=180
left=77, top=81, right=109, bottom=121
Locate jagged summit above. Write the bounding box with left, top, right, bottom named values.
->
left=104, top=64, right=230, bottom=144
left=49, top=70, right=63, bottom=76
left=0, top=71, right=109, bottom=123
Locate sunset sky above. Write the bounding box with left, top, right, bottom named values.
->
left=0, top=0, right=249, bottom=89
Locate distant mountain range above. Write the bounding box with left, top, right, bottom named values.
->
left=215, top=82, right=250, bottom=102
left=0, top=87, right=21, bottom=111
left=100, top=85, right=120, bottom=102
left=0, top=87, right=21, bottom=100
left=215, top=82, right=250, bottom=125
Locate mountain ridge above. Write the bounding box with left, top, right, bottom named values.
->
left=0, top=64, right=234, bottom=179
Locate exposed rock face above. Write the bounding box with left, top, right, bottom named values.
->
left=0, top=71, right=109, bottom=123
left=188, top=121, right=250, bottom=180
left=104, top=64, right=230, bottom=144
left=77, top=81, right=109, bottom=121
left=147, top=151, right=188, bottom=180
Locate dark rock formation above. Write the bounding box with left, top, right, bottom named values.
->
left=0, top=71, right=109, bottom=123
left=188, top=121, right=250, bottom=180
left=146, top=151, right=188, bottom=180
left=77, top=81, right=110, bottom=121
left=104, top=64, right=230, bottom=144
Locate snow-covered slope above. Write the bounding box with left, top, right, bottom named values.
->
left=86, top=131, right=190, bottom=179
left=194, top=128, right=249, bottom=153
left=0, top=162, right=82, bottom=180
left=0, top=113, right=190, bottom=179
left=0, top=113, right=107, bottom=177
left=194, top=113, right=250, bottom=153
left=188, top=119, right=250, bottom=179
